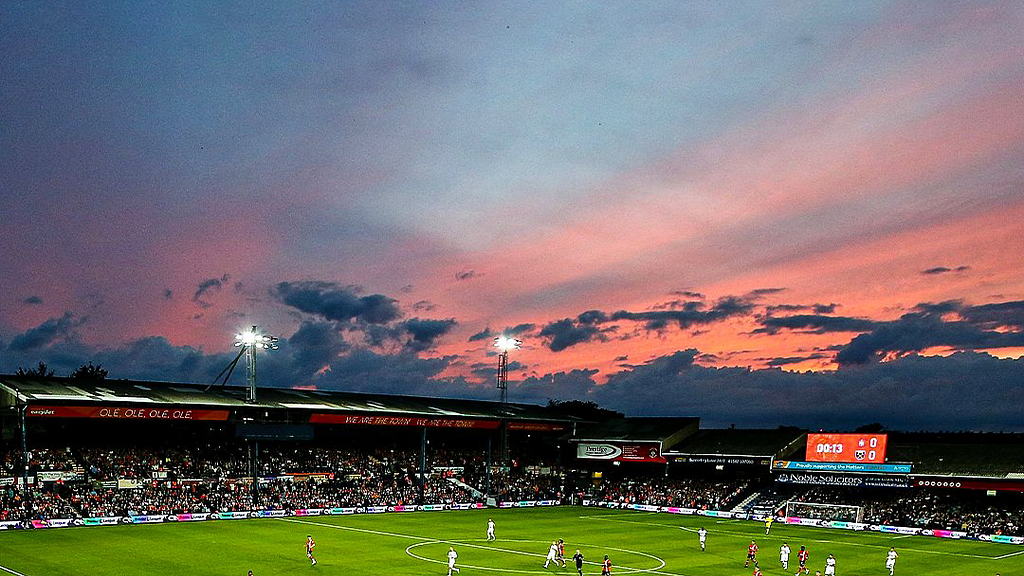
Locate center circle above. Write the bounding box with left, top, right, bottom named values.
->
left=405, top=539, right=666, bottom=575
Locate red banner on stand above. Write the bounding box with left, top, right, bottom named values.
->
left=309, top=413, right=500, bottom=429
left=27, top=405, right=230, bottom=421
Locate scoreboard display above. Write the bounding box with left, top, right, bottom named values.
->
left=805, top=433, right=887, bottom=464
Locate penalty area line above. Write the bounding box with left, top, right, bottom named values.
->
left=0, top=565, right=28, bottom=576
left=581, top=514, right=996, bottom=559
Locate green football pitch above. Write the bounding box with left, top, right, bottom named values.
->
left=1, top=508, right=1021, bottom=576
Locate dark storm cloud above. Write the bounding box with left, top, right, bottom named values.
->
left=470, top=359, right=525, bottom=380
left=754, top=314, right=880, bottom=335
left=764, top=303, right=810, bottom=313
left=921, top=265, right=970, bottom=275
left=163, top=289, right=173, bottom=300
left=468, top=323, right=534, bottom=343
left=287, top=321, right=348, bottom=380
left=592, top=350, right=1024, bottom=430
left=468, top=327, right=494, bottom=342
left=960, top=300, right=1024, bottom=330
left=576, top=310, right=609, bottom=325
left=535, top=294, right=758, bottom=352
left=398, top=317, right=457, bottom=352
left=412, top=300, right=436, bottom=312
left=514, top=368, right=600, bottom=402
left=193, top=274, right=231, bottom=304
left=506, top=323, right=536, bottom=335
left=669, top=290, right=705, bottom=299
left=745, top=287, right=787, bottom=298
left=836, top=317, right=1024, bottom=365
left=7, top=312, right=83, bottom=352
left=539, top=318, right=606, bottom=352
left=764, top=353, right=828, bottom=367
left=455, top=270, right=479, bottom=281
left=611, top=295, right=755, bottom=331
left=273, top=281, right=401, bottom=325
left=813, top=303, right=838, bottom=314
left=832, top=300, right=1024, bottom=365
left=23, top=296, right=43, bottom=305
left=316, top=349, right=463, bottom=397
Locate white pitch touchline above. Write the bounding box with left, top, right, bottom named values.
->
left=582, top=514, right=997, bottom=560
left=994, top=549, right=1024, bottom=560
left=892, top=535, right=913, bottom=539
left=0, top=565, right=28, bottom=576
left=280, top=518, right=689, bottom=576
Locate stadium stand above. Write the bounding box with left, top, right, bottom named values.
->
left=3, top=375, right=1024, bottom=540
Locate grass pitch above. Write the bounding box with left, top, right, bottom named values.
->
left=1, top=507, right=1021, bottom=576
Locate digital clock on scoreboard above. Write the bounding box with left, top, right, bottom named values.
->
left=805, top=433, right=887, bottom=464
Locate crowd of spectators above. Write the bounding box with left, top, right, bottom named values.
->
left=587, top=477, right=749, bottom=510
left=0, top=443, right=546, bottom=521
left=784, top=486, right=1024, bottom=536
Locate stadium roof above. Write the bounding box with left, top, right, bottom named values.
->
left=572, top=417, right=700, bottom=450
left=886, top=433, right=1024, bottom=478
left=0, top=375, right=578, bottom=426
left=664, top=428, right=806, bottom=459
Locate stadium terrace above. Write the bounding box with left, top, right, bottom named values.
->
left=2, top=375, right=1024, bottom=576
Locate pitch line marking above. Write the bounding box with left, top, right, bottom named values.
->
left=405, top=539, right=667, bottom=575
left=0, top=565, right=28, bottom=576
left=581, top=514, right=999, bottom=559
left=280, top=518, right=684, bottom=576
left=994, top=549, right=1024, bottom=560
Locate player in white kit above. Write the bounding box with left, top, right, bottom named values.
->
left=544, top=541, right=559, bottom=568
left=487, top=518, right=496, bottom=541
left=824, top=553, right=836, bottom=576
left=780, top=542, right=791, bottom=570
left=447, top=547, right=460, bottom=576
left=697, top=527, right=707, bottom=551
left=885, top=548, right=898, bottom=575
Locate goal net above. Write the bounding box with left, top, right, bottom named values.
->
left=784, top=501, right=863, bottom=523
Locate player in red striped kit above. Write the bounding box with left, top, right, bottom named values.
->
left=602, top=555, right=611, bottom=576
left=744, top=540, right=758, bottom=568
left=796, top=545, right=810, bottom=575
left=306, top=534, right=317, bottom=566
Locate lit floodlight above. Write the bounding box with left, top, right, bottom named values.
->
left=494, top=336, right=522, bottom=351
left=236, top=329, right=259, bottom=346
left=232, top=326, right=278, bottom=404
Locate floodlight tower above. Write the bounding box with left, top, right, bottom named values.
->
left=494, top=336, right=521, bottom=404
left=235, top=326, right=279, bottom=404
left=494, top=336, right=521, bottom=468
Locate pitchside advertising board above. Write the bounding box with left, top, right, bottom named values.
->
left=775, top=471, right=911, bottom=489
left=805, top=433, right=887, bottom=464
left=773, top=460, right=912, bottom=473
left=576, top=441, right=666, bottom=463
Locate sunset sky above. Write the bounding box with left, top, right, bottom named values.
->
left=2, top=1, right=1023, bottom=429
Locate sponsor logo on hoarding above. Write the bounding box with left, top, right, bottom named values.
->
left=773, top=460, right=912, bottom=473
left=256, top=510, right=288, bottom=518
left=128, top=515, right=166, bottom=524
left=577, top=443, right=622, bottom=459
left=326, top=507, right=358, bottom=515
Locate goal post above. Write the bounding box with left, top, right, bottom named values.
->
left=784, top=501, right=863, bottom=523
